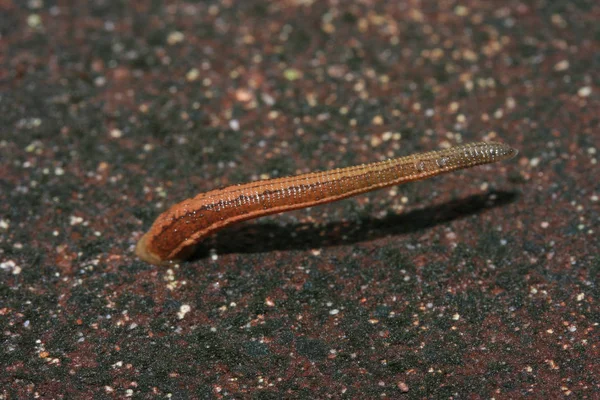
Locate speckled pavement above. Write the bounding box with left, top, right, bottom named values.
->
left=1, top=1, right=598, bottom=398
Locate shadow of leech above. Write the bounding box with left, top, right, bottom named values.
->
left=188, top=190, right=519, bottom=261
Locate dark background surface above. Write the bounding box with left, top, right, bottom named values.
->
left=1, top=0, right=598, bottom=398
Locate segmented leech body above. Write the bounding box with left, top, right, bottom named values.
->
left=136, top=142, right=517, bottom=265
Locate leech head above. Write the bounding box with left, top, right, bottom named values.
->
left=459, top=142, right=518, bottom=166
left=485, top=141, right=518, bottom=161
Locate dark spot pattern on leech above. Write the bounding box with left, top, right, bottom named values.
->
left=161, top=148, right=489, bottom=243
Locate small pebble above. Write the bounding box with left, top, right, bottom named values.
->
left=577, top=86, right=592, bottom=97
left=397, top=382, right=409, bottom=392
left=554, top=60, right=569, bottom=71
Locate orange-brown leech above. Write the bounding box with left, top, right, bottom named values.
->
left=136, top=142, right=517, bottom=265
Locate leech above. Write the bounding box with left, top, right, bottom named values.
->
left=135, top=142, right=517, bottom=265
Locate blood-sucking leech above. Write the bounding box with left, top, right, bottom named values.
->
left=135, top=141, right=517, bottom=266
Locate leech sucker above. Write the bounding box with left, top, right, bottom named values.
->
left=135, top=141, right=517, bottom=265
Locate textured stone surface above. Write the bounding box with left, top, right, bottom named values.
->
left=1, top=0, right=598, bottom=398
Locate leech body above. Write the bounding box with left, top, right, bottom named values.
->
left=136, top=142, right=517, bottom=265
